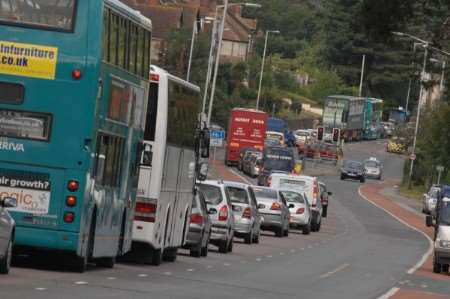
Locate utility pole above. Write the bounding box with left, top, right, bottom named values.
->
left=358, top=54, right=366, bottom=97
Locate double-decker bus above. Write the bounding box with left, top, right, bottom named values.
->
left=0, top=0, right=152, bottom=272
left=131, top=66, right=208, bottom=265
left=363, top=98, right=383, bottom=140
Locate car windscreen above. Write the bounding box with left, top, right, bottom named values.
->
left=439, top=201, right=450, bottom=226
left=253, top=188, right=278, bottom=200
left=264, top=148, right=294, bottom=171
left=344, top=161, right=363, bottom=169
left=226, top=186, right=249, bottom=204
left=280, top=191, right=305, bottom=203
left=198, top=184, right=223, bottom=205
left=364, top=161, right=379, bottom=167
left=0, top=0, right=77, bottom=31
left=279, top=178, right=306, bottom=190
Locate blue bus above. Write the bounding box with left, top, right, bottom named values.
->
left=0, top=0, right=152, bottom=272
left=388, top=107, right=408, bottom=124
left=363, top=98, right=383, bottom=140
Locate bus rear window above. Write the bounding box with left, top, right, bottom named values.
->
left=0, top=109, right=51, bottom=141
left=0, top=0, right=76, bottom=31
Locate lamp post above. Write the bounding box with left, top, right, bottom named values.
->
left=206, top=2, right=262, bottom=126
left=187, top=17, right=215, bottom=82
left=256, top=29, right=280, bottom=110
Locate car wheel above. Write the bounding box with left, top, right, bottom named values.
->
left=340, top=174, right=345, bottom=180
left=163, top=248, right=178, bottom=262
left=360, top=177, right=365, bottom=183
left=96, top=256, right=116, bottom=268
left=275, top=227, right=283, bottom=238
left=433, top=260, right=442, bottom=274
left=218, top=240, right=228, bottom=253
left=253, top=231, right=260, bottom=244
left=0, top=239, right=12, bottom=274
left=316, top=219, right=322, bottom=232
left=227, top=238, right=233, bottom=253
left=283, top=228, right=289, bottom=237
left=322, top=206, right=328, bottom=218
left=244, top=231, right=253, bottom=244
left=302, top=223, right=311, bottom=235
left=190, top=244, right=202, bottom=258
left=149, top=248, right=163, bottom=266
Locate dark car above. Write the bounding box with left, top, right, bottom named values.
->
left=184, top=189, right=212, bottom=257
left=340, top=160, right=365, bottom=183
left=257, top=147, right=295, bottom=186
left=243, top=152, right=263, bottom=178
left=319, top=181, right=332, bottom=218
left=0, top=197, right=16, bottom=274
left=238, top=147, right=256, bottom=171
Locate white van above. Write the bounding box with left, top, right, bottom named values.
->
left=269, top=174, right=323, bottom=232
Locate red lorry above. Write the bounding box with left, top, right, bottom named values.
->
left=225, top=108, right=268, bottom=165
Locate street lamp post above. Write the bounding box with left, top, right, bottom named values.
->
left=256, top=30, right=280, bottom=110
left=187, top=17, right=215, bottom=82
left=206, top=2, right=261, bottom=126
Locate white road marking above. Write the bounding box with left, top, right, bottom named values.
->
left=223, top=263, right=231, bottom=266
left=358, top=187, right=433, bottom=275
left=35, top=288, right=46, bottom=291
left=255, top=258, right=262, bottom=262
left=228, top=168, right=254, bottom=185
left=377, top=287, right=400, bottom=299
left=290, top=249, right=296, bottom=253
left=279, top=252, right=285, bottom=255
left=206, top=265, right=213, bottom=269
left=74, top=281, right=88, bottom=285
left=319, top=263, right=350, bottom=279
left=163, top=272, right=172, bottom=276
left=266, top=255, right=272, bottom=258
left=106, top=277, right=116, bottom=280
left=138, top=274, right=148, bottom=278
left=186, top=268, right=195, bottom=272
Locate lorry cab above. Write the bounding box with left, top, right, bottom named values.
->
left=426, top=186, right=450, bottom=274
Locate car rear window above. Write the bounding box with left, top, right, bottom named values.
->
left=253, top=188, right=278, bottom=200
left=279, top=178, right=307, bottom=190
left=280, top=191, right=305, bottom=203
left=198, top=184, right=223, bottom=205
left=226, top=186, right=249, bottom=204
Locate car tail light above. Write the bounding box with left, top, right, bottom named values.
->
left=218, top=205, right=228, bottom=221
left=64, top=212, right=75, bottom=223
left=67, top=180, right=79, bottom=192
left=296, top=208, right=305, bottom=214
left=66, top=196, right=77, bottom=207
left=271, top=202, right=281, bottom=210
left=134, top=200, right=157, bottom=222
left=312, top=181, right=319, bottom=207
left=190, top=213, right=203, bottom=225
left=242, top=207, right=252, bottom=219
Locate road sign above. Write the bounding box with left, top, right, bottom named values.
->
left=210, top=130, right=225, bottom=147
left=437, top=165, right=445, bottom=172
left=410, top=153, right=416, bottom=161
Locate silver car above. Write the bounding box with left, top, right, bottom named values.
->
left=225, top=182, right=262, bottom=244
left=184, top=189, right=212, bottom=257
left=364, top=158, right=382, bottom=180
left=423, top=185, right=441, bottom=215
left=253, top=186, right=290, bottom=237
left=0, top=197, right=16, bottom=274
left=280, top=190, right=312, bottom=235
left=243, top=153, right=262, bottom=178
left=198, top=180, right=235, bottom=253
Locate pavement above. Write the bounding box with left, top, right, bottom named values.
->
left=0, top=140, right=448, bottom=298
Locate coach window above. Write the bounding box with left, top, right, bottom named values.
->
left=118, top=17, right=127, bottom=68
left=129, top=24, right=138, bottom=74
left=143, top=30, right=151, bottom=76
left=110, top=13, right=119, bottom=65
left=102, top=8, right=111, bottom=62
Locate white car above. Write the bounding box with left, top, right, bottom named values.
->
left=279, top=190, right=312, bottom=234
left=269, top=174, right=323, bottom=232
left=423, top=185, right=441, bottom=215
left=294, top=130, right=311, bottom=144
left=0, top=197, right=16, bottom=274
left=364, top=157, right=382, bottom=180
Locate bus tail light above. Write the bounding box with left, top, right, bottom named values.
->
left=64, top=212, right=75, bottom=223
left=150, top=73, right=160, bottom=82
left=190, top=213, right=204, bottom=225
left=242, top=207, right=252, bottom=219
left=134, top=200, right=157, bottom=223
left=218, top=205, right=228, bottom=221
left=66, top=196, right=77, bottom=207
left=67, top=180, right=79, bottom=192
left=72, top=69, right=82, bottom=80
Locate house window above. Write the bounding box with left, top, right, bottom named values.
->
left=221, top=40, right=247, bottom=59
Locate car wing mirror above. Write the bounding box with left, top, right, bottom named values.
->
left=197, top=162, right=209, bottom=181
left=425, top=215, right=433, bottom=227
left=328, top=191, right=333, bottom=196
left=2, top=197, right=17, bottom=208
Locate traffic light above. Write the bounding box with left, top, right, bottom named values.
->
left=332, top=128, right=340, bottom=143
left=317, top=127, right=324, bottom=141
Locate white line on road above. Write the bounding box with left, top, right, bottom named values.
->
left=223, top=263, right=231, bottom=266
left=163, top=272, right=172, bottom=276
left=186, top=268, right=195, bottom=272
left=106, top=277, right=116, bottom=280
left=377, top=287, right=400, bottom=299
left=228, top=168, right=254, bottom=185
left=74, top=281, right=88, bottom=285
left=137, top=274, right=148, bottom=278
left=35, top=288, right=47, bottom=291
left=255, top=258, right=262, bottom=262
left=358, top=187, right=433, bottom=274
left=266, top=255, right=272, bottom=258
left=319, top=263, right=350, bottom=279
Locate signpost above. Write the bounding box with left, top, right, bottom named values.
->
left=436, top=165, right=445, bottom=185
left=409, top=153, right=416, bottom=161
left=210, top=129, right=225, bottom=161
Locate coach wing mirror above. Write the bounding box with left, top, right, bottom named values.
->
left=201, top=129, right=210, bottom=159
left=141, top=144, right=153, bottom=166
left=2, top=197, right=17, bottom=208
left=426, top=215, right=433, bottom=227
left=197, top=162, right=209, bottom=181
left=328, top=191, right=333, bottom=196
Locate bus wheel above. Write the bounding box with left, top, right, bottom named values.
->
left=163, top=248, right=177, bottom=262
left=96, top=256, right=115, bottom=268
left=72, top=211, right=96, bottom=273
left=149, top=249, right=162, bottom=266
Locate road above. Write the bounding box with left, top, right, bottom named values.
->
left=0, top=141, right=433, bottom=299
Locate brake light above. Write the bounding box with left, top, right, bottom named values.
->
left=271, top=202, right=281, bottom=210
left=67, top=180, right=79, bottom=192
left=218, top=205, right=228, bottom=221
left=190, top=213, right=203, bottom=225
left=134, top=200, right=157, bottom=222
left=296, top=208, right=305, bottom=214
left=242, top=207, right=252, bottom=219
left=150, top=73, right=160, bottom=82
left=66, top=196, right=77, bottom=207
left=72, top=69, right=82, bottom=80
left=64, top=212, right=75, bottom=223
